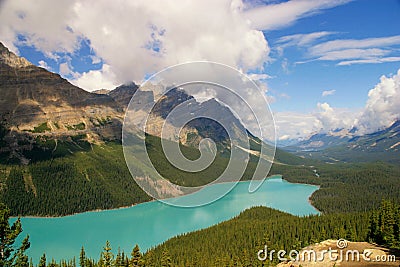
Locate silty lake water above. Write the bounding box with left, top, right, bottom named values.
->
left=18, top=176, right=319, bottom=262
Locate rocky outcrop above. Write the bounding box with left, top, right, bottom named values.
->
left=0, top=41, right=258, bottom=162
left=276, top=239, right=398, bottom=267
left=0, top=42, right=125, bottom=162
left=0, top=42, right=32, bottom=68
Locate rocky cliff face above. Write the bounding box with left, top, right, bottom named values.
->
left=0, top=41, right=257, bottom=163
left=144, top=87, right=249, bottom=151
left=0, top=42, right=125, bottom=162
left=0, top=42, right=32, bottom=68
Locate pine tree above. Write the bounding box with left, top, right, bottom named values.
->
left=130, top=244, right=143, bottom=267
left=14, top=236, right=30, bottom=267
left=101, top=241, right=114, bottom=267
left=79, top=247, right=86, bottom=267
left=160, top=249, right=171, bottom=267
left=367, top=211, right=379, bottom=242
left=38, top=254, right=46, bottom=267
left=0, top=203, right=30, bottom=267
left=115, top=248, right=123, bottom=267
left=142, top=249, right=155, bottom=267
left=380, top=200, right=395, bottom=246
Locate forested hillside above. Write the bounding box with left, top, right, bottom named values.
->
left=2, top=132, right=399, bottom=216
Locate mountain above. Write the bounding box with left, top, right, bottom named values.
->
left=0, top=41, right=314, bottom=216
left=108, top=82, right=146, bottom=108
left=0, top=41, right=275, bottom=166
left=92, top=89, right=110, bottom=95
left=0, top=42, right=126, bottom=162
left=284, top=131, right=352, bottom=151
left=286, top=121, right=400, bottom=163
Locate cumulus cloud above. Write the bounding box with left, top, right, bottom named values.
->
left=0, top=0, right=354, bottom=91
left=0, top=0, right=79, bottom=57
left=273, top=112, right=321, bottom=140
left=322, top=89, right=335, bottom=97
left=356, top=69, right=400, bottom=133
left=315, top=102, right=358, bottom=132
left=283, top=69, right=400, bottom=138
left=70, top=64, right=119, bottom=91
left=0, top=0, right=272, bottom=88
left=59, top=62, right=73, bottom=76
left=38, top=60, right=51, bottom=71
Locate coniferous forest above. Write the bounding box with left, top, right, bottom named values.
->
left=1, top=137, right=400, bottom=217
left=1, top=137, right=400, bottom=266
left=2, top=200, right=399, bottom=267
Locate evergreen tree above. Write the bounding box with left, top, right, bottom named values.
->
left=39, top=254, right=46, bottom=267
left=115, top=248, right=123, bottom=267
left=160, top=249, right=171, bottom=267
left=367, top=212, right=379, bottom=242
left=129, top=244, right=143, bottom=267
left=380, top=200, right=396, bottom=246
left=79, top=247, right=86, bottom=267
left=142, top=249, right=155, bottom=267
left=14, top=236, right=30, bottom=267
left=101, top=241, right=114, bottom=267
left=0, top=203, right=30, bottom=267
left=367, top=199, right=400, bottom=248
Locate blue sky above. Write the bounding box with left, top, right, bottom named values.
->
left=264, top=0, right=400, bottom=113
left=0, top=0, right=399, bottom=140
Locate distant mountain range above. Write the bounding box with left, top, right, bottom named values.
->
left=284, top=121, right=400, bottom=163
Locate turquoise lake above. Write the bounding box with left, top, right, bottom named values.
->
left=18, top=176, right=319, bottom=262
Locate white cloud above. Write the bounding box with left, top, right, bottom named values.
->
left=315, top=102, right=357, bottom=131
left=278, top=134, right=291, bottom=141
left=317, top=48, right=389, bottom=61
left=90, top=55, right=102, bottom=64
left=337, top=57, right=400, bottom=66
left=322, top=89, right=335, bottom=97
left=275, top=69, right=400, bottom=138
left=273, top=112, right=321, bottom=140
left=0, top=0, right=271, bottom=87
left=306, top=36, right=400, bottom=65
left=276, top=33, right=400, bottom=66
left=310, top=36, right=400, bottom=56
left=247, top=73, right=273, bottom=81
left=70, top=64, right=119, bottom=91
left=0, top=0, right=79, bottom=58
left=0, top=0, right=354, bottom=91
left=276, top=31, right=336, bottom=47
left=38, top=60, right=51, bottom=70
left=356, top=69, right=400, bottom=133
left=59, top=62, right=72, bottom=76
left=281, top=58, right=289, bottom=74
left=243, top=0, right=352, bottom=31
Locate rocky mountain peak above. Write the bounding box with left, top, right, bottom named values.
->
left=0, top=42, right=32, bottom=68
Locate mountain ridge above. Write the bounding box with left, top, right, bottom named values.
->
left=284, top=120, right=400, bottom=163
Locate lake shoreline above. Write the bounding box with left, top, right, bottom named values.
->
left=17, top=174, right=321, bottom=219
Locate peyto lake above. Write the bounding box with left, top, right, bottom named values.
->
left=18, top=176, right=319, bottom=262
